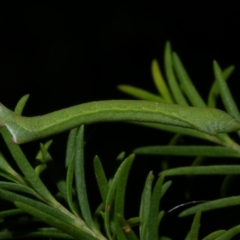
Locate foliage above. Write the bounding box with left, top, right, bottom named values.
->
left=1, top=41, right=240, bottom=239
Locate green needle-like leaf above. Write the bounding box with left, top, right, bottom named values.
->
left=184, top=209, right=201, bottom=240
left=66, top=128, right=79, bottom=215
left=14, top=94, right=30, bottom=115
left=65, top=128, right=78, bottom=167
left=114, top=154, right=134, bottom=220
left=164, top=41, right=188, bottom=106
left=208, top=65, right=235, bottom=108
left=214, top=225, right=240, bottom=240
left=151, top=59, right=173, bottom=103
left=147, top=175, right=164, bottom=240
left=0, top=188, right=84, bottom=226
left=0, top=229, right=75, bottom=239
left=0, top=151, right=26, bottom=184
left=94, top=155, right=109, bottom=205
left=139, top=171, right=154, bottom=240
left=75, top=126, right=96, bottom=232
left=173, top=52, right=206, bottom=107
left=160, top=165, right=240, bottom=176
left=35, top=140, right=53, bottom=162
left=134, top=146, right=240, bottom=157
left=104, top=154, right=135, bottom=240
left=161, top=180, right=172, bottom=198
left=213, top=61, right=240, bottom=121
left=202, top=230, right=226, bottom=240
left=1, top=128, right=58, bottom=206
left=0, top=208, right=24, bottom=218
left=117, top=85, right=166, bottom=102
left=179, top=196, right=240, bottom=217
left=0, top=181, right=44, bottom=200
left=15, top=201, right=100, bottom=240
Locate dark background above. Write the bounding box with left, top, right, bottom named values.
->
left=1, top=2, right=240, bottom=239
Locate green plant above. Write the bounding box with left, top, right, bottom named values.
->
left=1, top=41, right=240, bottom=239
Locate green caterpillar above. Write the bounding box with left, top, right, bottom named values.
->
left=1, top=100, right=240, bottom=144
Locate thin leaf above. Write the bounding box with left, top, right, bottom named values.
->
left=117, top=85, right=166, bottom=102
left=15, top=201, right=100, bottom=240
left=127, top=217, right=141, bottom=227
left=0, top=209, right=24, bottom=218
left=114, top=154, right=135, bottom=219
left=161, top=180, right=172, bottom=198
left=0, top=229, right=75, bottom=239
left=158, top=210, right=165, bottom=229
left=1, top=128, right=58, bottom=206
left=0, top=152, right=26, bottom=184
left=65, top=128, right=78, bottom=167
left=213, top=61, right=240, bottom=121
left=0, top=181, right=44, bottom=200
left=134, top=146, right=240, bottom=157
left=75, top=125, right=96, bottom=231
left=179, top=196, right=240, bottom=217
left=160, top=165, right=240, bottom=176
left=202, top=230, right=226, bottom=240
left=151, top=59, right=173, bottom=102
left=184, top=209, right=201, bottom=240
left=139, top=171, right=154, bottom=240
left=14, top=94, right=30, bottom=115
left=173, top=52, right=206, bottom=107
left=208, top=65, right=235, bottom=108
left=104, top=154, right=135, bottom=240
left=66, top=142, right=79, bottom=216
left=116, top=151, right=126, bottom=161
left=215, top=225, right=240, bottom=240
left=94, top=155, right=109, bottom=205
left=164, top=41, right=188, bottom=106
left=147, top=175, right=164, bottom=240
left=0, top=188, right=86, bottom=227
left=35, top=140, right=53, bottom=162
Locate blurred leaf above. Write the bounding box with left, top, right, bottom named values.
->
left=134, top=146, right=240, bottom=157
left=208, top=65, right=235, bottom=108
left=164, top=41, right=188, bottom=106
left=202, top=230, right=226, bottom=240
left=214, top=225, right=240, bottom=240
left=161, top=165, right=240, bottom=176
left=117, top=85, right=166, bottom=102
left=179, top=196, right=240, bottom=217
left=213, top=61, right=240, bottom=121
left=94, top=155, right=109, bottom=205
left=147, top=175, right=164, bottom=240
left=104, top=154, right=135, bottom=240
left=14, top=94, right=30, bottom=115
left=35, top=140, right=53, bottom=162
left=184, top=210, right=201, bottom=240
left=151, top=59, right=173, bottom=102
left=173, top=52, right=206, bottom=107
left=75, top=126, right=96, bottom=232
left=1, top=128, right=58, bottom=206
left=139, top=171, right=154, bottom=240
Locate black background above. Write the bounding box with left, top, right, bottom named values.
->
left=1, top=2, right=240, bottom=239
